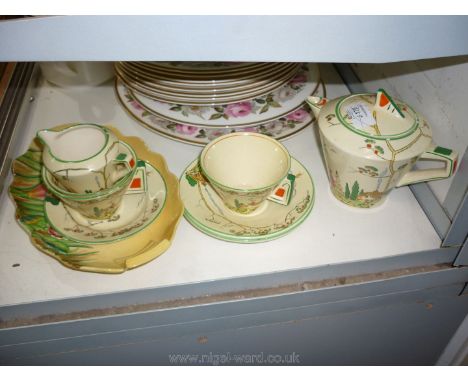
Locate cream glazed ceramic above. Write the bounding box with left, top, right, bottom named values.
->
left=199, top=132, right=291, bottom=214
left=126, top=63, right=320, bottom=129
left=45, top=161, right=166, bottom=244
left=38, top=123, right=133, bottom=194
left=41, top=143, right=143, bottom=220
left=115, top=74, right=324, bottom=146
left=39, top=62, right=114, bottom=87
left=181, top=156, right=314, bottom=243
left=115, top=63, right=301, bottom=106
left=9, top=125, right=184, bottom=274
left=307, top=89, right=458, bottom=208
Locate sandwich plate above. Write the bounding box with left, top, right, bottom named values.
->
left=9, top=124, right=183, bottom=274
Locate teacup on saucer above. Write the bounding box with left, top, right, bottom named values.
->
left=65, top=165, right=148, bottom=230
left=44, top=161, right=167, bottom=244
left=199, top=132, right=291, bottom=214
left=181, top=156, right=314, bottom=243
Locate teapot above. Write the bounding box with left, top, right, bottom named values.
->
left=37, top=123, right=134, bottom=194
left=306, top=89, right=458, bottom=208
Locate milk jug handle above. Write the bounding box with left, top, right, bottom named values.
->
left=396, top=144, right=458, bottom=187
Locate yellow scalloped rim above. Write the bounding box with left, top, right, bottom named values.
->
left=9, top=123, right=183, bottom=274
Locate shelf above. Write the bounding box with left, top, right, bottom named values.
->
left=1, top=16, right=468, bottom=63
left=0, top=64, right=441, bottom=309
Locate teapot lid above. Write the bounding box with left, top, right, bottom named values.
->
left=336, top=89, right=420, bottom=140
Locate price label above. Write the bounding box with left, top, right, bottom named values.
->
left=346, top=103, right=376, bottom=130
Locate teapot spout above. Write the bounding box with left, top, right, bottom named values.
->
left=306, top=96, right=328, bottom=119
left=37, top=129, right=61, bottom=151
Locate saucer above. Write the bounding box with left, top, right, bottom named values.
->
left=180, top=157, right=315, bottom=243
left=44, top=162, right=166, bottom=243
left=9, top=124, right=183, bottom=274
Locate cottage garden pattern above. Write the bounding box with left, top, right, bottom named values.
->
left=61, top=197, right=161, bottom=242
left=323, top=101, right=431, bottom=208
left=184, top=163, right=312, bottom=238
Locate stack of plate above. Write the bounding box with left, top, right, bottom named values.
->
left=115, top=61, right=324, bottom=145
left=115, top=62, right=302, bottom=105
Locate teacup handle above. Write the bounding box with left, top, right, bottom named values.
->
left=125, top=161, right=148, bottom=194
left=396, top=144, right=458, bottom=187
left=110, top=152, right=136, bottom=183
left=268, top=173, right=296, bottom=206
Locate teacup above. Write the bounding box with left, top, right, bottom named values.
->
left=37, top=123, right=134, bottom=194
left=42, top=142, right=144, bottom=220
left=199, top=132, right=291, bottom=214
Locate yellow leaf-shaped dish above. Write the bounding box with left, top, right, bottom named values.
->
left=9, top=124, right=183, bottom=274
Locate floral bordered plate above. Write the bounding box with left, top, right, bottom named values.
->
left=9, top=124, right=183, bottom=274
left=125, top=63, right=319, bottom=128
left=180, top=157, right=314, bottom=243
left=116, top=79, right=325, bottom=146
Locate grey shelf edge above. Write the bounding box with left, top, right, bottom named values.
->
left=1, top=267, right=467, bottom=352
left=333, top=63, right=468, bottom=253
left=2, top=284, right=467, bottom=365
left=0, top=247, right=460, bottom=323
left=1, top=16, right=468, bottom=63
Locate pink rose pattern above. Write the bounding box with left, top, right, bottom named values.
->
left=175, top=124, right=198, bottom=135
left=286, top=108, right=309, bottom=122
left=123, top=65, right=314, bottom=143
left=125, top=66, right=310, bottom=122
left=289, top=73, right=307, bottom=84
left=127, top=94, right=312, bottom=144
left=130, top=100, right=144, bottom=111
left=225, top=102, right=253, bottom=118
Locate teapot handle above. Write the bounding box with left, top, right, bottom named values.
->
left=396, top=144, right=458, bottom=187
